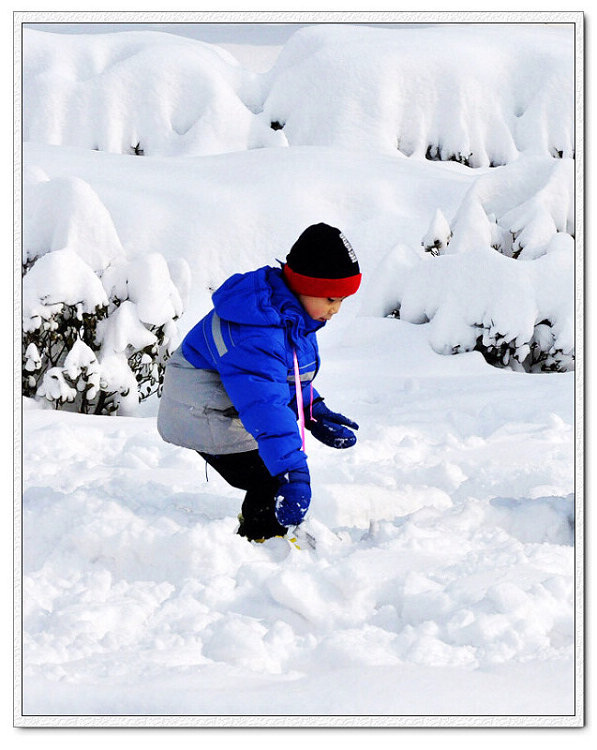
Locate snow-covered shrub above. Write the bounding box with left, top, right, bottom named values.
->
left=23, top=25, right=573, bottom=165
left=262, top=24, right=573, bottom=164
left=22, top=29, right=282, bottom=157
left=23, top=253, right=184, bottom=414
left=23, top=170, right=123, bottom=271
left=421, top=209, right=452, bottom=256
left=21, top=25, right=575, bottom=381
left=403, top=155, right=575, bottom=373
left=472, top=317, right=573, bottom=374
left=400, top=244, right=574, bottom=373
left=22, top=172, right=187, bottom=415
left=448, top=157, right=575, bottom=260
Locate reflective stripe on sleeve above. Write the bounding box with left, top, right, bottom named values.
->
left=211, top=312, right=228, bottom=357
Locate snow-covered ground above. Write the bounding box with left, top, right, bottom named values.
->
left=18, top=19, right=581, bottom=726
left=23, top=325, right=575, bottom=719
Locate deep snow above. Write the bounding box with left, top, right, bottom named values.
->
left=18, top=19, right=580, bottom=726
left=23, top=321, right=575, bottom=718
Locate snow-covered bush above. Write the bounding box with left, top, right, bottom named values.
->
left=262, top=24, right=573, bottom=164
left=22, top=170, right=188, bottom=414
left=402, top=156, right=575, bottom=373
left=23, top=256, right=184, bottom=415
left=22, top=29, right=282, bottom=157
left=421, top=209, right=452, bottom=256
left=21, top=23, right=576, bottom=381
left=447, top=157, right=575, bottom=259
left=23, top=25, right=573, bottom=166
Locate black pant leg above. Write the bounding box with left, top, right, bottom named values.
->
left=199, top=450, right=272, bottom=490
left=199, top=451, right=287, bottom=540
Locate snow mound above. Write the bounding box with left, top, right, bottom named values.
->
left=23, top=24, right=573, bottom=165
left=23, top=167, right=123, bottom=271
left=400, top=243, right=574, bottom=371
left=399, top=156, right=575, bottom=372
left=263, top=24, right=573, bottom=164
left=23, top=29, right=282, bottom=157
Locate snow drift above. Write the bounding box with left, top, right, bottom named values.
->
left=24, top=24, right=574, bottom=165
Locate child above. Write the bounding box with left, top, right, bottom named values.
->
left=157, top=223, right=361, bottom=541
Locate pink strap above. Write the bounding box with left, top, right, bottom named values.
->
left=293, top=350, right=306, bottom=451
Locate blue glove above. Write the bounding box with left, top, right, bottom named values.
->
left=306, top=399, right=359, bottom=449
left=274, top=466, right=311, bottom=526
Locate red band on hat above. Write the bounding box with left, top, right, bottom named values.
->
left=283, top=265, right=361, bottom=297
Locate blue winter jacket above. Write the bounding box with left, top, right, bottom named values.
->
left=181, top=266, right=324, bottom=477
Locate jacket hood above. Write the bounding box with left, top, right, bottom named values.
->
left=212, top=266, right=324, bottom=336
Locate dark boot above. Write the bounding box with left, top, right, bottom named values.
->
left=198, top=450, right=287, bottom=541
left=237, top=495, right=288, bottom=541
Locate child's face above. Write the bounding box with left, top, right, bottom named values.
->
left=298, top=295, right=346, bottom=322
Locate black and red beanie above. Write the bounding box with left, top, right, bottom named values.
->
left=283, top=223, right=362, bottom=298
